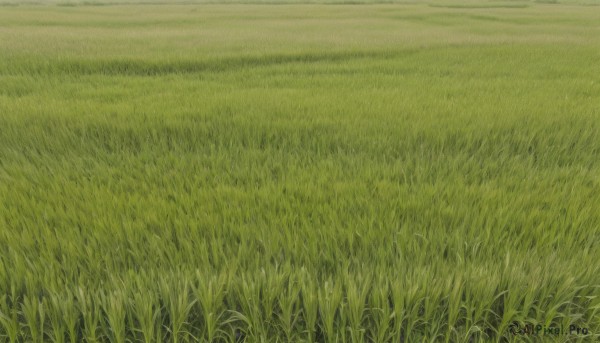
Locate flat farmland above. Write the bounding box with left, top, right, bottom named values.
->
left=0, top=1, right=599, bottom=342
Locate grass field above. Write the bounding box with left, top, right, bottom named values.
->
left=1, top=1, right=600, bottom=342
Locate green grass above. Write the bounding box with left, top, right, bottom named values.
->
left=1, top=1, right=600, bottom=342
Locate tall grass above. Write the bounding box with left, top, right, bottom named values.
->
left=0, top=1, right=599, bottom=342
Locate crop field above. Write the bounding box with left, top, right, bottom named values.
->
left=1, top=0, right=600, bottom=342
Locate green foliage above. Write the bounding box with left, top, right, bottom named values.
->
left=0, top=1, right=599, bottom=342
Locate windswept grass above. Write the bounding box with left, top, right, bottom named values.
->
left=0, top=2, right=599, bottom=342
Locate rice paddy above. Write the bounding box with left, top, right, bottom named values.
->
left=0, top=1, right=599, bottom=342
